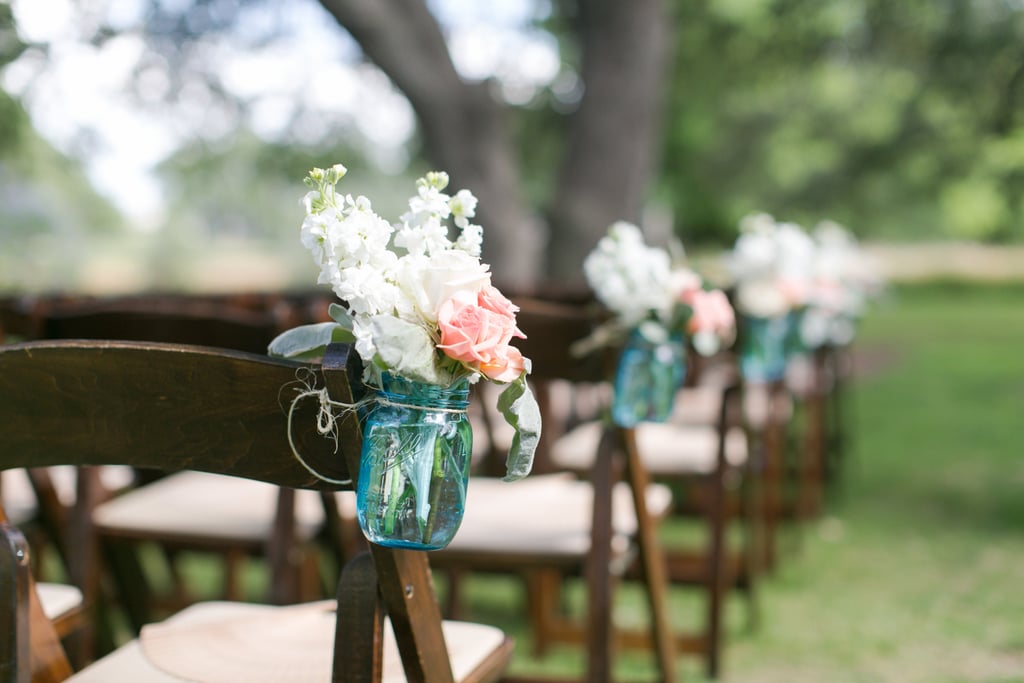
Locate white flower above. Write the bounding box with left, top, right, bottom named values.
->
left=395, top=249, right=492, bottom=325
left=583, top=221, right=675, bottom=326
left=729, top=213, right=815, bottom=315
left=736, top=279, right=790, bottom=318
left=455, top=223, right=483, bottom=257
left=350, top=317, right=378, bottom=362
left=449, top=189, right=478, bottom=229
left=395, top=216, right=452, bottom=257
left=334, top=264, right=403, bottom=317
left=401, top=173, right=453, bottom=229
left=296, top=167, right=506, bottom=380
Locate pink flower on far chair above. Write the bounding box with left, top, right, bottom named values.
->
left=686, top=288, right=736, bottom=337
left=438, top=286, right=527, bottom=382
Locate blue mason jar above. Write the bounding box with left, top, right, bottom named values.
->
left=784, top=308, right=808, bottom=358
left=611, top=325, right=687, bottom=428
left=739, top=314, right=790, bottom=382
left=357, top=373, right=473, bottom=550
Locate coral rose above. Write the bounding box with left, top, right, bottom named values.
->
left=688, top=289, right=735, bottom=335
left=437, top=287, right=527, bottom=382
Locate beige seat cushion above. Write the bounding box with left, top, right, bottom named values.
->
left=669, top=385, right=727, bottom=425
left=438, top=473, right=673, bottom=561
left=37, top=582, right=84, bottom=622
left=67, top=600, right=505, bottom=683
left=92, top=471, right=325, bottom=543
left=1, top=466, right=135, bottom=526
left=551, top=421, right=748, bottom=477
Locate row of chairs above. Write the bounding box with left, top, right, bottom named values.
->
left=0, top=291, right=849, bottom=681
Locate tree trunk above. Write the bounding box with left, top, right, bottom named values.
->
left=318, top=0, right=673, bottom=292
left=546, top=0, right=673, bottom=288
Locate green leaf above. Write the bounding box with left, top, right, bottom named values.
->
left=369, top=316, right=451, bottom=385
left=496, top=375, right=541, bottom=481
left=267, top=322, right=351, bottom=359
left=328, top=303, right=354, bottom=330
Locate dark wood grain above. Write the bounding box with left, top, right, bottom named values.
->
left=0, top=340, right=350, bottom=490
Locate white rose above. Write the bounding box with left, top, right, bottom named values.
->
left=395, top=249, right=491, bottom=324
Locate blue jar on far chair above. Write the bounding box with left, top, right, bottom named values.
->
left=611, top=324, right=687, bottom=428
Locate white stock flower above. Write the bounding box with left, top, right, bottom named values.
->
left=401, top=176, right=452, bottom=229
left=736, top=278, right=790, bottom=318
left=455, top=223, right=483, bottom=257
left=729, top=213, right=817, bottom=315
left=333, top=263, right=403, bottom=317
left=449, top=189, right=478, bottom=229
left=583, top=221, right=675, bottom=326
left=775, top=222, right=815, bottom=299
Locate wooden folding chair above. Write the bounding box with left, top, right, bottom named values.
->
left=0, top=339, right=513, bottom=682
left=785, top=341, right=853, bottom=515
left=431, top=297, right=678, bottom=683
left=546, top=344, right=758, bottom=679
left=14, top=296, right=330, bottom=635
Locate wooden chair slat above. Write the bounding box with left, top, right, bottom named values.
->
left=0, top=341, right=348, bottom=489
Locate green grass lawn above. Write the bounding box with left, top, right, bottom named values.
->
left=445, top=282, right=1024, bottom=682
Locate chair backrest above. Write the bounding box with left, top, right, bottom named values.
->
left=0, top=340, right=456, bottom=682
left=37, top=298, right=286, bottom=355
left=0, top=340, right=349, bottom=484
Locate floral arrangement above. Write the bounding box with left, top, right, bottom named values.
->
left=726, top=212, right=817, bottom=320
left=727, top=212, right=882, bottom=347
left=801, top=220, right=883, bottom=347
left=578, top=221, right=735, bottom=357
left=270, top=164, right=539, bottom=481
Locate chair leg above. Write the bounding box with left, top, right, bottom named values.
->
left=705, top=460, right=728, bottom=679
left=441, top=567, right=466, bottom=619
left=525, top=568, right=563, bottom=658
left=739, top=465, right=764, bottom=633
left=334, top=550, right=385, bottom=682
left=580, top=426, right=624, bottom=683
left=101, top=538, right=156, bottom=634
left=621, top=428, right=677, bottom=683
left=222, top=549, right=245, bottom=602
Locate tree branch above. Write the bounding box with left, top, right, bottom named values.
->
left=317, top=0, right=541, bottom=288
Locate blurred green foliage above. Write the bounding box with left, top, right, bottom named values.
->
left=659, top=0, right=1024, bottom=244
left=4, top=0, right=1024, bottom=293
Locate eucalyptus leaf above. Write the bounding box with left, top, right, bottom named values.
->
left=369, top=316, right=451, bottom=385
left=328, top=303, right=355, bottom=330
left=496, top=375, right=541, bottom=481
left=267, top=322, right=351, bottom=359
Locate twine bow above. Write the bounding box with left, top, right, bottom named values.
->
left=284, top=369, right=369, bottom=486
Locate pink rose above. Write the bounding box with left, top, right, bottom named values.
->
left=477, top=284, right=524, bottom=337
left=688, top=288, right=735, bottom=335
left=437, top=286, right=527, bottom=382
left=478, top=344, right=526, bottom=382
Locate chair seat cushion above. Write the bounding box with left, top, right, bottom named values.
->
left=551, top=421, right=748, bottom=476
left=92, top=471, right=325, bottom=544
left=37, top=582, right=84, bottom=622
left=0, top=465, right=135, bottom=525
left=66, top=600, right=506, bottom=683
left=437, top=473, right=673, bottom=561
left=669, top=385, right=728, bottom=425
